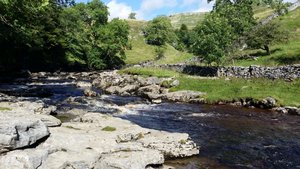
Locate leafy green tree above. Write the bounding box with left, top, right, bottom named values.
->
left=0, top=0, right=68, bottom=71
left=128, top=12, right=136, bottom=19
left=245, top=22, right=288, bottom=55
left=192, top=14, right=234, bottom=65
left=175, top=24, right=195, bottom=51
left=60, top=1, right=129, bottom=70
left=144, top=16, right=176, bottom=46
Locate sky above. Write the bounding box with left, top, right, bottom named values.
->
left=75, top=0, right=298, bottom=20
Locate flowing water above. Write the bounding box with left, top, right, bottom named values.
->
left=1, top=76, right=300, bottom=169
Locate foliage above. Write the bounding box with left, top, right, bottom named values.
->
left=191, top=13, right=235, bottom=65
left=245, top=22, right=289, bottom=55
left=155, top=46, right=166, bottom=60
left=144, top=16, right=177, bottom=46
left=229, top=7, right=300, bottom=66
left=189, top=0, right=258, bottom=64
left=128, top=12, right=136, bottom=19
left=174, top=24, right=194, bottom=51
left=0, top=0, right=129, bottom=71
left=124, top=20, right=193, bottom=65
left=208, top=0, right=256, bottom=36
left=0, top=0, right=67, bottom=71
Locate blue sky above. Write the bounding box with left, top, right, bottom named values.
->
left=75, top=0, right=298, bottom=20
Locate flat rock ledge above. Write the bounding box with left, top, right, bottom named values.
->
left=0, top=99, right=199, bottom=169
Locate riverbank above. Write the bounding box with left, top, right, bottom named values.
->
left=118, top=67, right=300, bottom=114
left=0, top=91, right=199, bottom=168
left=1, top=71, right=300, bottom=168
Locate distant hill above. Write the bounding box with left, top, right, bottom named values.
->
left=168, top=12, right=207, bottom=29
left=234, top=7, right=300, bottom=66
left=125, top=20, right=193, bottom=65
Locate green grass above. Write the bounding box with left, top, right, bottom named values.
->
left=174, top=77, right=300, bottom=107
left=119, top=67, right=181, bottom=78
left=101, top=126, right=116, bottom=132
left=253, top=6, right=274, bottom=21
left=121, top=67, right=300, bottom=107
left=125, top=20, right=195, bottom=65
left=125, top=20, right=156, bottom=65
left=231, top=7, right=300, bottom=66
left=155, top=45, right=194, bottom=64
left=169, top=12, right=207, bottom=29
left=0, top=107, right=12, bottom=111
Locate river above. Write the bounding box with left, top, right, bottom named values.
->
left=0, top=74, right=300, bottom=169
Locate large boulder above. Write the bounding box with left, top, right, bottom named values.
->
left=0, top=115, right=50, bottom=153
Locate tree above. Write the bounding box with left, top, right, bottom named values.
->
left=60, top=0, right=129, bottom=70
left=191, top=13, right=235, bottom=65
left=245, top=22, right=288, bottom=55
left=175, top=24, right=192, bottom=51
left=144, top=16, right=176, bottom=46
left=0, top=0, right=129, bottom=71
left=0, top=0, right=68, bottom=71
left=128, top=12, right=136, bottom=19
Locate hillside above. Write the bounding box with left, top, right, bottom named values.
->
left=168, top=12, right=207, bottom=29
left=125, top=20, right=193, bottom=65
left=233, top=7, right=300, bottom=66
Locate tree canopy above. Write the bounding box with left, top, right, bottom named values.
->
left=144, top=16, right=176, bottom=46
left=0, top=0, right=129, bottom=71
left=189, top=0, right=290, bottom=64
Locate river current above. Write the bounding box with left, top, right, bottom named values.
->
left=0, top=75, right=299, bottom=169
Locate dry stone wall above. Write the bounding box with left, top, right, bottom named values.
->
left=146, top=64, right=300, bottom=79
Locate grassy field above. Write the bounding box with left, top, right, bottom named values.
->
left=168, top=12, right=207, bottom=29
left=253, top=6, right=274, bottom=21
left=121, top=67, right=300, bottom=107
left=125, top=20, right=194, bottom=65
left=231, top=7, right=300, bottom=66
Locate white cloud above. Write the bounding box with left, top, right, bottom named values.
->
left=140, top=0, right=177, bottom=12
left=107, top=0, right=133, bottom=20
